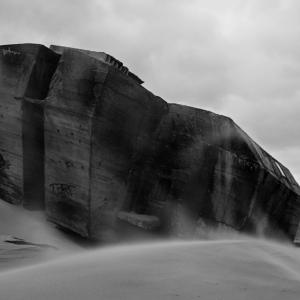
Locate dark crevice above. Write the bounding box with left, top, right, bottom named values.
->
left=22, top=47, right=61, bottom=210
left=24, top=47, right=60, bottom=100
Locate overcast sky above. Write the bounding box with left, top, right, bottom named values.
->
left=0, top=0, right=299, bottom=181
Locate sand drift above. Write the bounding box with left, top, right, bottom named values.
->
left=0, top=200, right=81, bottom=270
left=0, top=196, right=300, bottom=299
left=0, top=239, right=300, bottom=300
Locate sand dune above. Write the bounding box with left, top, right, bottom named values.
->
left=1, top=200, right=300, bottom=299
left=0, top=239, right=300, bottom=300
left=0, top=200, right=80, bottom=270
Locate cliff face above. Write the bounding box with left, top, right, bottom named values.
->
left=1, top=43, right=300, bottom=241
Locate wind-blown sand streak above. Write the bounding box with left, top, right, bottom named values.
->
left=0, top=239, right=300, bottom=300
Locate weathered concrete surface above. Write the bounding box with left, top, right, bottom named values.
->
left=1, top=43, right=300, bottom=242
left=294, top=224, right=300, bottom=244
left=50, top=44, right=144, bottom=84
left=0, top=44, right=59, bottom=208
left=44, top=48, right=165, bottom=238
left=117, top=212, right=160, bottom=230
left=135, top=104, right=300, bottom=239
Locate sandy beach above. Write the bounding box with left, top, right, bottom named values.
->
left=1, top=200, right=300, bottom=300
left=0, top=239, right=300, bottom=300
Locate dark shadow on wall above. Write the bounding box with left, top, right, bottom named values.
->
left=22, top=47, right=60, bottom=210
left=0, top=153, right=22, bottom=204
left=22, top=100, right=45, bottom=210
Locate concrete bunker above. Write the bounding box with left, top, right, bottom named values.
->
left=0, top=44, right=60, bottom=209
left=0, top=43, right=300, bottom=243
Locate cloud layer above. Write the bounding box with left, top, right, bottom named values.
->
left=0, top=0, right=299, bottom=180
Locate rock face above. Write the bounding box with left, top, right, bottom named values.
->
left=0, top=43, right=300, bottom=241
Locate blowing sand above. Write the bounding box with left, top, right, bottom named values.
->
left=0, top=200, right=80, bottom=270
left=1, top=200, right=300, bottom=299
left=0, top=239, right=299, bottom=299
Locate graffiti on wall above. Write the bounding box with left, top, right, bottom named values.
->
left=49, top=183, right=77, bottom=200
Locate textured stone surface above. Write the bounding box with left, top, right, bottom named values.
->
left=1, top=43, right=300, bottom=242
left=118, top=212, right=160, bottom=230
left=0, top=44, right=59, bottom=208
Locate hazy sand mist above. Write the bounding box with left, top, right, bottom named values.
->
left=1, top=200, right=300, bottom=299
left=0, top=239, right=300, bottom=300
